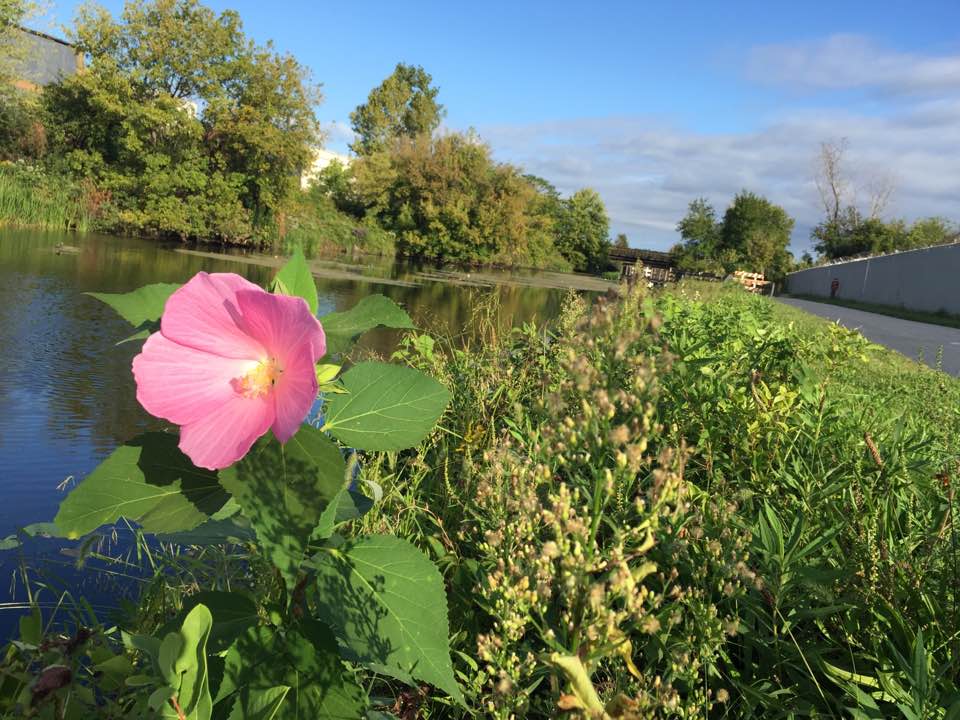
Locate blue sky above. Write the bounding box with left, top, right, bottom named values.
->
left=37, top=1, right=960, bottom=252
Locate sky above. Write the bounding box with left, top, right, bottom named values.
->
left=36, top=0, right=960, bottom=254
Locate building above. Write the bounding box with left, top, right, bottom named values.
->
left=300, top=148, right=352, bottom=190
left=11, top=27, right=83, bottom=92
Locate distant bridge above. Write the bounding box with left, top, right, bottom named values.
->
left=608, top=246, right=677, bottom=284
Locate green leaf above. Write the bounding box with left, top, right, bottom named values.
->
left=323, top=362, right=449, bottom=451
left=19, top=606, right=42, bottom=646
left=0, top=522, right=62, bottom=551
left=163, top=592, right=260, bottom=654
left=55, top=433, right=230, bottom=539
left=159, top=603, right=213, bottom=720
left=319, top=295, right=414, bottom=356
left=88, top=283, right=181, bottom=326
left=273, top=249, right=318, bottom=316
left=155, top=517, right=255, bottom=546
left=309, top=534, right=464, bottom=704
left=215, top=621, right=365, bottom=719
left=226, top=685, right=290, bottom=720
left=311, top=487, right=373, bottom=542
left=219, top=426, right=347, bottom=590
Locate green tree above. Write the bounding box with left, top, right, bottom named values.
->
left=720, top=191, right=794, bottom=276
left=556, top=188, right=610, bottom=272
left=348, top=132, right=565, bottom=268
left=672, top=198, right=723, bottom=274
left=349, top=63, right=444, bottom=156
left=614, top=233, right=629, bottom=249
left=42, top=0, right=320, bottom=242
left=907, top=216, right=957, bottom=248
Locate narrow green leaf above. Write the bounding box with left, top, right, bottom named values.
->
left=309, top=534, right=464, bottom=704
left=88, top=282, right=180, bottom=326
left=319, top=295, right=414, bottom=355
left=54, top=433, right=230, bottom=538
left=159, top=603, right=213, bottom=720
left=219, top=426, right=347, bottom=590
left=273, top=249, right=318, bottom=316
left=323, top=362, right=449, bottom=451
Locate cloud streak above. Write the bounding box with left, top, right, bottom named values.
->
left=747, top=34, right=960, bottom=96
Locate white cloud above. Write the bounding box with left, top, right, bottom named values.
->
left=481, top=102, right=960, bottom=252
left=747, top=34, right=960, bottom=96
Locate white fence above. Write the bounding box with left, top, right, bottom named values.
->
left=786, top=243, right=960, bottom=314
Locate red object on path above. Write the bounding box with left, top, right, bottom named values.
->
left=830, top=278, right=840, bottom=298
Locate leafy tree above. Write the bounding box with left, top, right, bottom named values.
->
left=349, top=63, right=444, bottom=156
left=556, top=188, right=610, bottom=272
left=614, top=233, right=629, bottom=249
left=721, top=191, right=794, bottom=276
left=42, top=0, right=319, bottom=242
left=907, top=216, right=957, bottom=248
left=672, top=198, right=723, bottom=274
left=347, top=132, right=565, bottom=268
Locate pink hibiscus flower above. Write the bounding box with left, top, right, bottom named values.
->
left=132, top=272, right=325, bottom=470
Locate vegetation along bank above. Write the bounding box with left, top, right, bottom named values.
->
left=3, top=277, right=959, bottom=718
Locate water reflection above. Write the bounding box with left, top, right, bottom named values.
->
left=0, top=229, right=605, bottom=635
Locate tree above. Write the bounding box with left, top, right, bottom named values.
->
left=556, top=188, right=610, bottom=272
left=907, top=217, right=957, bottom=248
left=349, top=63, right=444, bottom=156
left=721, top=191, right=794, bottom=276
left=43, top=0, right=320, bottom=241
left=672, top=198, right=723, bottom=274
left=614, top=233, right=629, bottom=249
left=346, top=132, right=565, bottom=268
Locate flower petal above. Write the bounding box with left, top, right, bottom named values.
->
left=161, top=272, right=267, bottom=360
left=235, top=289, right=325, bottom=364
left=133, top=333, right=257, bottom=426
left=271, top=341, right=319, bottom=443
left=178, top=393, right=275, bottom=470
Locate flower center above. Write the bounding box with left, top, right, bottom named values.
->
left=234, top=358, right=282, bottom=398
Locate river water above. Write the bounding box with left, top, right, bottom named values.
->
left=0, top=228, right=609, bottom=635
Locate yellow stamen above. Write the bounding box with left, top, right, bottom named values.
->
left=234, top=358, right=282, bottom=398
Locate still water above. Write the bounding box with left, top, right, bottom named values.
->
left=0, top=228, right=609, bottom=634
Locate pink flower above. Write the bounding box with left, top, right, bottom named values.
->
left=132, top=272, right=325, bottom=470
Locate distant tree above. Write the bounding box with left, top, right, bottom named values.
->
left=0, top=0, right=37, bottom=159
left=556, top=188, right=610, bottom=272
left=349, top=63, right=445, bottom=156
left=348, top=132, right=564, bottom=267
left=907, top=216, right=957, bottom=248
left=672, top=198, right=723, bottom=274
left=721, top=191, right=794, bottom=276
left=614, top=233, right=629, bottom=249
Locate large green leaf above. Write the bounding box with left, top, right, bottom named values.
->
left=272, top=249, right=318, bottom=316
left=309, top=534, right=464, bottom=704
left=226, top=686, right=290, bottom=720
left=218, top=426, right=347, bottom=590
left=319, top=295, right=414, bottom=356
left=87, top=283, right=181, bottom=340
left=322, top=362, right=449, bottom=451
left=215, top=621, right=365, bottom=719
left=54, top=433, right=229, bottom=538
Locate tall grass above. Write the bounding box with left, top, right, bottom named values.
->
left=0, top=164, right=91, bottom=232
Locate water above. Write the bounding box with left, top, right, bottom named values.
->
left=0, top=228, right=609, bottom=636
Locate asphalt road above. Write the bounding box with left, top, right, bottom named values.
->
left=778, top=297, right=960, bottom=376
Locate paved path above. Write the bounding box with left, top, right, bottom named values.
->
left=778, top=297, right=960, bottom=376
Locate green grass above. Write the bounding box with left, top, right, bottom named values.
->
left=0, top=164, right=91, bottom=232
left=785, top=291, right=960, bottom=329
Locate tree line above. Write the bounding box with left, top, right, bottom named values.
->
left=0, top=0, right=612, bottom=272
left=670, top=139, right=957, bottom=280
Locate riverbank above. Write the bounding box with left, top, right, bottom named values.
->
left=5, top=277, right=957, bottom=716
